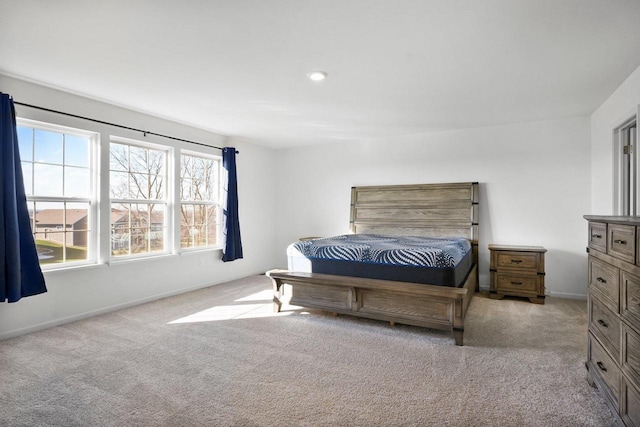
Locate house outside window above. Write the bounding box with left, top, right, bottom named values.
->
left=17, top=119, right=97, bottom=267
left=180, top=152, right=221, bottom=249
left=109, top=138, right=169, bottom=258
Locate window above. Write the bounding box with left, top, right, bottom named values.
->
left=109, top=139, right=169, bottom=258
left=17, top=117, right=223, bottom=269
left=180, top=152, right=221, bottom=249
left=17, top=119, right=97, bottom=267
left=614, top=110, right=639, bottom=215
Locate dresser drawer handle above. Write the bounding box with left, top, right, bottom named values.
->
left=591, top=234, right=602, bottom=239
left=614, top=239, right=627, bottom=245
left=597, top=319, right=608, bottom=328
left=510, top=281, right=523, bottom=286
left=596, top=361, right=607, bottom=372
left=596, top=277, right=607, bottom=284
left=510, top=259, right=523, bottom=264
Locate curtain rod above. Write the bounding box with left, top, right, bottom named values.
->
left=13, top=101, right=230, bottom=152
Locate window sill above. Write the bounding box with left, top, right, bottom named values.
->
left=40, top=248, right=225, bottom=274
left=179, top=247, right=223, bottom=256
left=42, top=261, right=104, bottom=276
left=106, top=252, right=175, bottom=266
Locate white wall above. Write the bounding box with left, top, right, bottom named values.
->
left=590, top=64, right=640, bottom=214
left=0, top=75, right=278, bottom=339
left=275, top=117, right=591, bottom=298
left=9, top=58, right=633, bottom=336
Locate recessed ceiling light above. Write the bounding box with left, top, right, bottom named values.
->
left=308, top=71, right=327, bottom=82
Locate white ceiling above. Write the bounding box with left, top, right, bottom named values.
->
left=2, top=0, right=640, bottom=149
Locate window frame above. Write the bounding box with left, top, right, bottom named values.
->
left=178, top=149, right=223, bottom=251
left=17, top=118, right=99, bottom=270
left=108, top=136, right=173, bottom=261
left=16, top=116, right=225, bottom=271
left=613, top=107, right=640, bottom=216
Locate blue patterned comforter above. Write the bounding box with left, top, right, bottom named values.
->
left=287, top=234, right=471, bottom=268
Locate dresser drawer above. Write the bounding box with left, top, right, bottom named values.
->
left=589, top=334, right=621, bottom=409
left=622, top=323, right=640, bottom=388
left=584, top=217, right=640, bottom=425
left=589, top=222, right=607, bottom=253
left=494, top=272, right=539, bottom=293
left=590, top=295, right=621, bottom=359
left=622, top=271, right=640, bottom=326
left=589, top=256, right=620, bottom=312
left=608, top=224, right=636, bottom=264
left=621, top=377, right=640, bottom=427
left=494, top=251, right=541, bottom=272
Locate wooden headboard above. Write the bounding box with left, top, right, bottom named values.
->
left=349, top=182, right=479, bottom=263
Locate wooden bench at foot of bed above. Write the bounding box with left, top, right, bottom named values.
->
left=267, top=264, right=477, bottom=346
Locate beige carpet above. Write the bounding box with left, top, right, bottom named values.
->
left=0, top=275, right=617, bottom=426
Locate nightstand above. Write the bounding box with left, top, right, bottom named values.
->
left=489, top=244, right=547, bottom=304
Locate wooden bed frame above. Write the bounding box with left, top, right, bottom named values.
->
left=267, top=182, right=479, bottom=345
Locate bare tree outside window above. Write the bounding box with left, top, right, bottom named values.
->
left=180, top=154, right=220, bottom=248
left=110, top=142, right=167, bottom=256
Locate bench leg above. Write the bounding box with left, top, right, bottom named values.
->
left=272, top=279, right=283, bottom=313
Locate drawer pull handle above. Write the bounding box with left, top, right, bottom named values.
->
left=597, top=319, right=608, bottom=328
left=596, top=361, right=607, bottom=372
left=596, top=277, right=607, bottom=284
left=511, top=281, right=523, bottom=286
left=614, top=239, right=627, bottom=245
left=592, top=234, right=602, bottom=239
left=510, top=260, right=523, bottom=264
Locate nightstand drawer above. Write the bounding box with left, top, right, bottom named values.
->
left=495, top=251, right=540, bottom=271
left=489, top=244, right=546, bottom=304
left=608, top=224, right=636, bottom=264
left=589, top=295, right=621, bottom=359
left=589, top=256, right=620, bottom=312
left=494, top=272, right=538, bottom=293
left=589, top=334, right=621, bottom=409
left=589, top=222, right=607, bottom=253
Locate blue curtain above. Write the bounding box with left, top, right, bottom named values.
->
left=0, top=93, right=47, bottom=303
left=221, top=147, right=243, bottom=262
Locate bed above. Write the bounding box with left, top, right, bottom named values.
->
left=266, top=182, right=479, bottom=345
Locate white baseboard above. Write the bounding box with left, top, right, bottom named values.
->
left=0, top=272, right=265, bottom=341
left=547, top=291, right=587, bottom=300
left=478, top=285, right=587, bottom=300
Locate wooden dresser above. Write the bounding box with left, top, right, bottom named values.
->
left=489, top=244, right=546, bottom=304
left=584, top=216, right=640, bottom=426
